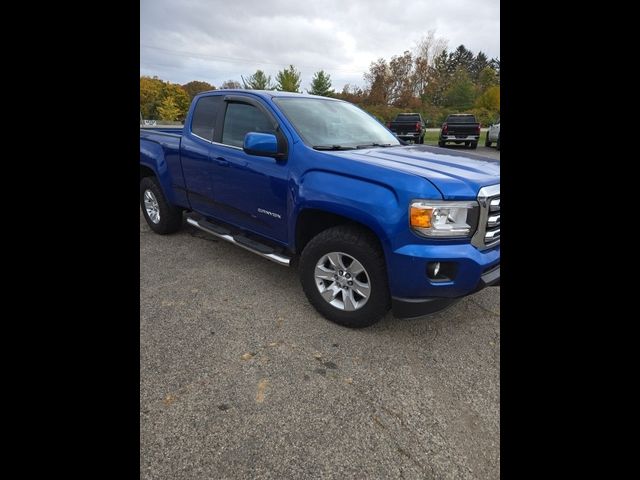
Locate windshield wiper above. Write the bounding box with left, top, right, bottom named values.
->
left=312, top=145, right=356, bottom=150
left=355, top=143, right=395, bottom=149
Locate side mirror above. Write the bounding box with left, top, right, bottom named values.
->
left=243, top=132, right=279, bottom=158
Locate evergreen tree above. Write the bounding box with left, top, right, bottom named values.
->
left=242, top=70, right=274, bottom=90
left=444, top=68, right=476, bottom=110
left=308, top=70, right=334, bottom=96
left=470, top=52, right=490, bottom=82
left=275, top=65, right=301, bottom=92
left=448, top=45, right=474, bottom=74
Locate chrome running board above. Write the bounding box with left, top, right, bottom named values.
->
left=186, top=217, right=291, bottom=267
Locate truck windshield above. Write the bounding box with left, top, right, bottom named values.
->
left=273, top=97, right=400, bottom=149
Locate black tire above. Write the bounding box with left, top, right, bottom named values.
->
left=485, top=131, right=492, bottom=147
left=140, top=176, right=183, bottom=234
left=438, top=140, right=445, bottom=147
left=496, top=135, right=500, bottom=150
left=418, top=134, right=424, bottom=144
left=470, top=141, right=478, bottom=149
left=299, top=225, right=390, bottom=328
left=464, top=141, right=470, bottom=148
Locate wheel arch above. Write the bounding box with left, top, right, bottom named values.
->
left=294, top=207, right=387, bottom=258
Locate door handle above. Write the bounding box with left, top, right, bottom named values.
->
left=215, top=157, right=230, bottom=167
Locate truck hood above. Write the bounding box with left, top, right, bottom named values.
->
left=333, top=145, right=500, bottom=199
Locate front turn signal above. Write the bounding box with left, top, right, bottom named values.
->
left=410, top=206, right=432, bottom=228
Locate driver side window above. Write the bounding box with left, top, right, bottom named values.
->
left=222, top=103, right=275, bottom=148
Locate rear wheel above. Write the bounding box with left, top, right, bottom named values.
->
left=418, top=134, right=424, bottom=144
left=299, top=225, right=390, bottom=328
left=140, top=176, right=183, bottom=234
left=438, top=140, right=445, bottom=147
left=470, top=141, right=478, bottom=149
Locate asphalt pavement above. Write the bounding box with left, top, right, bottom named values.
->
left=140, top=152, right=500, bottom=479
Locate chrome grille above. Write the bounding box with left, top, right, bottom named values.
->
left=471, top=185, right=500, bottom=250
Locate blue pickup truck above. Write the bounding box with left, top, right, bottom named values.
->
left=140, top=90, right=500, bottom=328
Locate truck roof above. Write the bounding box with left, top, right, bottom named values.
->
left=197, top=89, right=340, bottom=101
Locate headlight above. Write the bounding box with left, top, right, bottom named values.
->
left=409, top=200, right=479, bottom=237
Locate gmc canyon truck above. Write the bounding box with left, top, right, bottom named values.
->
left=387, top=113, right=426, bottom=143
left=140, top=90, right=500, bottom=328
left=438, top=114, right=481, bottom=149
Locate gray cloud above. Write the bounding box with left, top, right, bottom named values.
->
left=141, top=0, right=499, bottom=90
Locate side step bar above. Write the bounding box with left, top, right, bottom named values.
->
left=186, top=217, right=291, bottom=267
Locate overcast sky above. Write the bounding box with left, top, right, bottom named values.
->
left=141, top=0, right=499, bottom=91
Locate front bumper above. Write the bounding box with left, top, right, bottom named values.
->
left=392, top=265, right=500, bottom=318
left=387, top=241, right=500, bottom=318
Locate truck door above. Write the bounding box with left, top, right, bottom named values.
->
left=180, top=95, right=224, bottom=214
left=207, top=96, right=289, bottom=244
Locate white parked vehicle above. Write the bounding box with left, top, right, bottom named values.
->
left=485, top=117, right=500, bottom=150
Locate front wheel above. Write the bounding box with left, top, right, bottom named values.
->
left=485, top=132, right=492, bottom=147
left=299, top=225, right=390, bottom=328
left=140, top=176, right=183, bottom=234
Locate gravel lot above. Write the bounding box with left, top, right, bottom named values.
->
left=140, top=151, right=500, bottom=479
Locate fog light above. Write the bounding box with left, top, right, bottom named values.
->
left=427, top=262, right=441, bottom=279
left=426, top=261, right=458, bottom=281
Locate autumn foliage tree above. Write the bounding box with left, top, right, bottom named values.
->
left=157, top=96, right=181, bottom=121
left=182, top=80, right=214, bottom=100
left=140, top=32, right=500, bottom=129
left=140, top=76, right=164, bottom=120
left=363, top=58, right=392, bottom=105
left=140, top=76, right=190, bottom=122
left=357, top=35, right=500, bottom=126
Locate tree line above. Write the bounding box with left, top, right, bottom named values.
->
left=140, top=32, right=499, bottom=127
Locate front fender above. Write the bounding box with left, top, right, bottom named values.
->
left=293, top=169, right=403, bottom=256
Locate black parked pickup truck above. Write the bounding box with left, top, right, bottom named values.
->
left=387, top=113, right=426, bottom=144
left=438, top=114, right=481, bottom=149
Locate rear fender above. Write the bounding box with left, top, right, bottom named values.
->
left=140, top=138, right=181, bottom=205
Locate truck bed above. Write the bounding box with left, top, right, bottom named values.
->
left=140, top=126, right=184, bottom=136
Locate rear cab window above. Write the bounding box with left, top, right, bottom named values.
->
left=190, top=96, right=222, bottom=141
left=446, top=115, right=476, bottom=123
left=397, top=114, right=420, bottom=122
